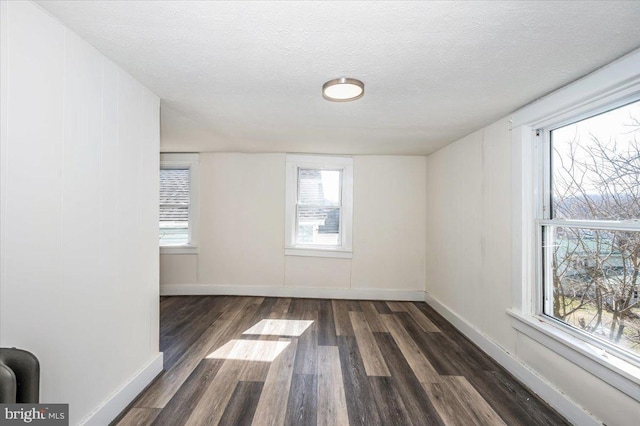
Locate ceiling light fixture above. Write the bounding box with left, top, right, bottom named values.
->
left=322, top=77, right=364, bottom=102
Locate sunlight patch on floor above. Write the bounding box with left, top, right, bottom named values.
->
left=242, top=319, right=313, bottom=337
left=206, top=339, right=290, bottom=362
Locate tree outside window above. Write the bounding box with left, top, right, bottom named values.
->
left=547, top=100, right=640, bottom=356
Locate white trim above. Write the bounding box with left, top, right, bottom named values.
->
left=160, top=153, right=199, bottom=163
left=512, top=49, right=640, bottom=128
left=285, top=154, right=354, bottom=256
left=424, top=293, right=602, bottom=426
left=537, top=219, right=640, bottom=232
left=511, top=124, right=539, bottom=314
left=284, top=247, right=352, bottom=259
left=285, top=154, right=353, bottom=167
left=160, top=284, right=424, bottom=301
left=80, top=353, right=163, bottom=426
left=508, top=310, right=640, bottom=402
left=160, top=245, right=198, bottom=255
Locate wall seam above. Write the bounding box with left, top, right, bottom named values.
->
left=60, top=27, right=67, bottom=319
left=0, top=0, right=10, bottom=344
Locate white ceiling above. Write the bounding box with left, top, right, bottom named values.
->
left=37, top=1, right=640, bottom=155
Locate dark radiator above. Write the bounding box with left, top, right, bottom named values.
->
left=0, top=348, right=40, bottom=403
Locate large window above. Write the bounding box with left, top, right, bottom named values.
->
left=509, top=52, right=640, bottom=406
left=541, top=100, right=640, bottom=360
left=159, top=153, right=199, bottom=253
left=285, top=155, right=353, bottom=258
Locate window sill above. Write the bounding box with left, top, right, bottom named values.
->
left=160, top=245, right=198, bottom=255
left=285, top=247, right=352, bottom=259
left=507, top=309, right=640, bottom=402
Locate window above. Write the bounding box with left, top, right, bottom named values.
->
left=160, top=168, right=190, bottom=244
left=541, top=100, right=640, bottom=361
left=509, top=52, right=640, bottom=404
left=160, top=153, right=199, bottom=254
left=285, top=155, right=353, bottom=258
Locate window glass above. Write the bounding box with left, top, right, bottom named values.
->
left=551, top=100, right=640, bottom=220
left=546, top=226, right=640, bottom=355
left=296, top=169, right=342, bottom=246
left=298, top=169, right=342, bottom=206
left=544, top=100, right=640, bottom=358
left=159, top=168, right=190, bottom=245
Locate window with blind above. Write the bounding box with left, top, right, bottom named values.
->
left=285, top=155, right=353, bottom=258
left=160, top=168, right=190, bottom=245
left=159, top=153, right=199, bottom=253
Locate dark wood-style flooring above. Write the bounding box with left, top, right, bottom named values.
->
left=115, top=296, right=568, bottom=426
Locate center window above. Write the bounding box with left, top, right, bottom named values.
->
left=297, top=168, right=342, bottom=246
left=285, top=155, right=353, bottom=258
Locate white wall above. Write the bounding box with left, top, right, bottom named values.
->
left=198, top=153, right=286, bottom=287
left=0, top=2, right=161, bottom=424
left=161, top=153, right=426, bottom=300
left=425, top=118, right=640, bottom=425
left=426, top=120, right=515, bottom=350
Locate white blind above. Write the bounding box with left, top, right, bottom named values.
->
left=160, top=168, right=190, bottom=244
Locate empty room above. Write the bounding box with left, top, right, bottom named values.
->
left=1, top=1, right=640, bottom=425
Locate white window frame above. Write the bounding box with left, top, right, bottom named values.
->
left=160, top=153, right=199, bottom=255
left=508, top=49, right=640, bottom=402
left=285, top=154, right=353, bottom=259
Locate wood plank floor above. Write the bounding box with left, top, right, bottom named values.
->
left=115, top=296, right=569, bottom=426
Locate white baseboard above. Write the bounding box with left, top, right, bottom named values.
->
left=424, top=292, right=601, bottom=426
left=160, top=284, right=425, bottom=301
left=81, top=353, right=164, bottom=426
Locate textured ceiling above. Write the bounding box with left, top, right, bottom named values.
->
left=37, top=1, right=640, bottom=155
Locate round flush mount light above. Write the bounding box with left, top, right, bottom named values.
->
left=322, top=77, right=364, bottom=102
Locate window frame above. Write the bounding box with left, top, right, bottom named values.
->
left=507, top=50, right=640, bottom=402
left=537, top=107, right=640, bottom=366
left=159, top=153, right=200, bottom=255
left=285, top=154, right=353, bottom=259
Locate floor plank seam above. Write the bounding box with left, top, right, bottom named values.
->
left=117, top=296, right=570, bottom=426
